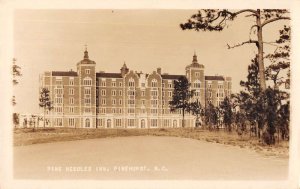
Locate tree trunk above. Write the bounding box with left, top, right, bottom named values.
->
left=43, top=108, right=45, bottom=128
left=182, top=108, right=185, bottom=128
left=256, top=9, right=267, bottom=91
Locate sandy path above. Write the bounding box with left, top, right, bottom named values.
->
left=14, top=136, right=288, bottom=180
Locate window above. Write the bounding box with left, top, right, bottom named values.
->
left=69, top=97, right=74, bottom=104
left=151, top=91, right=157, bottom=96
left=100, top=108, right=106, bottom=114
left=151, top=100, right=157, bottom=106
left=128, top=119, right=135, bottom=127
left=84, top=88, right=91, bottom=95
left=112, top=90, right=116, bottom=96
left=128, top=78, right=135, bottom=87
left=112, top=82, right=116, bottom=87
left=119, top=82, right=122, bottom=87
left=193, top=80, right=201, bottom=88
left=101, top=89, right=106, bottom=96
left=101, top=99, right=106, bottom=105
left=85, top=118, right=90, bottom=128
left=195, top=72, right=200, bottom=77
left=85, top=69, right=90, bottom=74
left=151, top=109, right=158, bottom=114
left=55, top=88, right=63, bottom=95
left=168, top=83, right=172, bottom=88
left=141, top=91, right=145, bottom=96
left=55, top=97, right=63, bottom=104
left=84, top=98, right=91, bottom=104
left=69, top=107, right=74, bottom=113
left=98, top=118, right=104, bottom=127
left=128, top=99, right=135, bottom=105
left=112, top=99, right=116, bottom=105
left=83, top=78, right=92, bottom=86
left=128, top=91, right=135, bottom=96
left=141, top=100, right=145, bottom=105
left=116, top=119, right=122, bottom=127
left=55, top=107, right=63, bottom=113
left=56, top=79, right=62, bottom=85
left=69, top=88, right=74, bottom=95
left=141, top=83, right=145, bottom=87
left=68, top=118, right=75, bottom=127
left=55, top=118, right=63, bottom=126
left=150, top=119, right=158, bottom=127
left=168, top=91, right=172, bottom=97
left=128, top=108, right=135, bottom=114
left=84, top=107, right=91, bottom=113
left=119, top=99, right=122, bottom=105
left=151, top=79, right=157, bottom=87
left=101, top=80, right=106, bottom=87
left=69, top=78, right=74, bottom=86
left=119, top=90, right=122, bottom=96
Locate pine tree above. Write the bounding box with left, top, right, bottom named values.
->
left=219, top=96, right=233, bottom=132
left=189, top=99, right=204, bottom=128
left=39, top=88, right=53, bottom=128
left=180, top=9, right=290, bottom=91
left=169, top=76, right=194, bottom=128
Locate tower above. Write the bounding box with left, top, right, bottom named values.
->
left=77, top=46, right=96, bottom=128
left=185, top=52, right=205, bottom=106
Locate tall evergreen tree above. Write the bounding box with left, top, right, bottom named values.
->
left=205, top=102, right=218, bottom=130
left=39, top=88, right=53, bottom=128
left=169, top=76, right=194, bottom=128
left=180, top=9, right=290, bottom=91
left=189, top=99, right=204, bottom=128
left=219, top=96, right=233, bottom=132
left=12, top=58, right=22, bottom=106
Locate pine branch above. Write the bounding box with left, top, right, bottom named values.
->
left=261, top=17, right=290, bottom=28
left=227, top=40, right=258, bottom=49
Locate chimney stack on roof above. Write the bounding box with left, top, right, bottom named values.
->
left=157, top=67, right=162, bottom=75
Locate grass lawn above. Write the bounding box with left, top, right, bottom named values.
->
left=13, top=127, right=289, bottom=158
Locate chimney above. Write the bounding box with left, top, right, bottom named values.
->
left=157, top=67, right=162, bottom=75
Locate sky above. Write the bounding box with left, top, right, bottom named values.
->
left=13, top=9, right=289, bottom=114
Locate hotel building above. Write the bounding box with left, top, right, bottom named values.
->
left=39, top=49, right=232, bottom=128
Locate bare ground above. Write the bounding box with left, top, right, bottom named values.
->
left=14, top=136, right=288, bottom=180
left=13, top=128, right=289, bottom=159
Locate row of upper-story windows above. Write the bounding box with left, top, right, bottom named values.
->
left=99, top=81, right=123, bottom=87
left=98, top=90, right=173, bottom=98
left=97, top=78, right=174, bottom=88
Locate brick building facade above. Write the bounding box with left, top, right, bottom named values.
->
left=39, top=49, right=231, bottom=128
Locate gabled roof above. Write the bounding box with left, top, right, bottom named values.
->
left=205, top=76, right=225, bottom=81
left=96, top=72, right=122, bottom=78
left=161, top=74, right=184, bottom=80
left=52, top=71, right=78, bottom=77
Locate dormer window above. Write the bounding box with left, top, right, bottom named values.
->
left=128, top=78, right=135, bottom=87
left=151, top=79, right=158, bottom=87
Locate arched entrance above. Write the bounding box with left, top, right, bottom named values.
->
left=141, top=119, right=145, bottom=128
left=173, top=120, right=177, bottom=128
left=107, top=119, right=111, bottom=128
left=85, top=118, right=90, bottom=128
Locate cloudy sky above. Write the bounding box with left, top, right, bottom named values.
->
left=13, top=9, right=289, bottom=113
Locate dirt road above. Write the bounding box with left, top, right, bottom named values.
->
left=14, top=136, right=288, bottom=180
